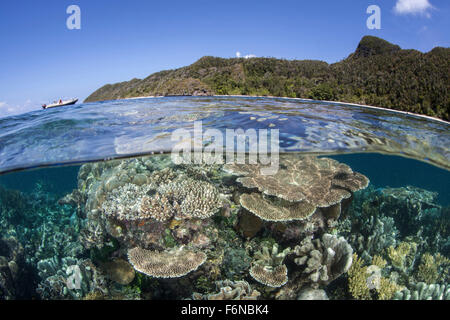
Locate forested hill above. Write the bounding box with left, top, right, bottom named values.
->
left=85, top=36, right=450, bottom=121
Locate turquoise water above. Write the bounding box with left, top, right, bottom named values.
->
left=0, top=96, right=449, bottom=300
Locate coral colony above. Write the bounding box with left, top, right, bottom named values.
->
left=0, top=154, right=449, bottom=300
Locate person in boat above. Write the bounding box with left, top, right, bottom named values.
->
left=59, top=99, right=62, bottom=104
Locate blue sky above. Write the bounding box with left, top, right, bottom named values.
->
left=0, top=0, right=448, bottom=118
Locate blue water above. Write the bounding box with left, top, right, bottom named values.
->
left=0, top=96, right=448, bottom=173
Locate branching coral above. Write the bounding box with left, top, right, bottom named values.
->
left=386, top=241, right=417, bottom=274
left=348, top=214, right=399, bottom=263
left=347, top=253, right=403, bottom=300
left=127, top=246, right=207, bottom=278
left=415, top=252, right=449, bottom=284
left=292, top=234, right=353, bottom=288
left=192, top=279, right=260, bottom=300
left=36, top=257, right=108, bottom=300
left=394, top=282, right=450, bottom=300
left=249, top=243, right=291, bottom=288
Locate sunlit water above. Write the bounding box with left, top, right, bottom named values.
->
left=0, top=97, right=448, bottom=300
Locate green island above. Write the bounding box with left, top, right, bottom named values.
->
left=85, top=36, right=449, bottom=121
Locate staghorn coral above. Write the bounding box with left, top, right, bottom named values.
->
left=249, top=243, right=291, bottom=288
left=192, top=279, right=260, bottom=300
left=127, top=246, right=207, bottom=278
left=292, top=233, right=353, bottom=288
left=347, top=253, right=371, bottom=300
left=347, top=253, right=403, bottom=300
left=224, top=155, right=369, bottom=206
left=348, top=214, right=399, bottom=263
left=415, top=252, right=450, bottom=284
left=394, top=282, right=450, bottom=300
left=386, top=241, right=417, bottom=274
left=381, top=186, right=439, bottom=210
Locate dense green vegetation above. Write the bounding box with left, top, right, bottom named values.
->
left=85, top=36, right=449, bottom=121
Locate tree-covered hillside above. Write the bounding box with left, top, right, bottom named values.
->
left=85, top=36, right=449, bottom=121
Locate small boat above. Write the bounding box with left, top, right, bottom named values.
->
left=42, top=98, right=78, bottom=109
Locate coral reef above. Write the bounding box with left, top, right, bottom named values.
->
left=225, top=155, right=369, bottom=247
left=1, top=152, right=448, bottom=301
left=127, top=246, right=207, bottom=278
left=192, top=279, right=260, bottom=300
left=0, top=237, right=34, bottom=299
left=394, top=282, right=450, bottom=300
left=36, top=257, right=108, bottom=300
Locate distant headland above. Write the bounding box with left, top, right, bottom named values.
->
left=85, top=36, right=449, bottom=121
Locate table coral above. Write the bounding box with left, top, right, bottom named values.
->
left=127, top=246, right=207, bottom=278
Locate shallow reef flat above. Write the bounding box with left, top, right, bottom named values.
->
left=0, top=153, right=449, bottom=300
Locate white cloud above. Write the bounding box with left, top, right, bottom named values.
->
left=236, top=51, right=256, bottom=59
left=394, top=0, right=434, bottom=17
left=0, top=100, right=38, bottom=118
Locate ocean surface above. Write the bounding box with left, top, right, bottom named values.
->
left=0, top=96, right=449, bottom=300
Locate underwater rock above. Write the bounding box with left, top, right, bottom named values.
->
left=221, top=247, right=251, bottom=279
left=0, top=237, right=32, bottom=300
left=236, top=210, right=264, bottom=239
left=100, top=258, right=135, bottom=285
left=297, top=287, right=329, bottom=300
left=127, top=246, right=207, bottom=278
